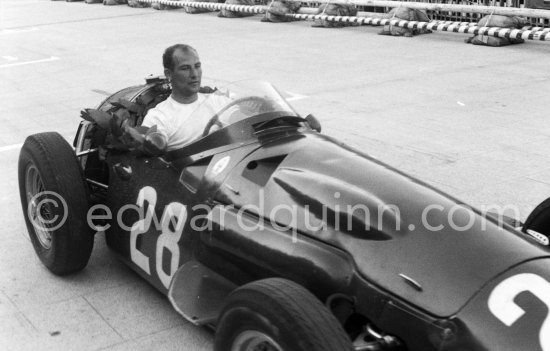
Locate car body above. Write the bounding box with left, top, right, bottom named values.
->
left=20, top=77, right=550, bottom=351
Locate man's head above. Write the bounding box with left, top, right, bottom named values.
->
left=163, top=44, right=202, bottom=103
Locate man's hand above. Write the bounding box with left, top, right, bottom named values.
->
left=143, top=130, right=168, bottom=156
left=122, top=123, right=167, bottom=156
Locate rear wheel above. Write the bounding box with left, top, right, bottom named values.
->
left=214, top=278, right=353, bottom=351
left=18, top=132, right=94, bottom=275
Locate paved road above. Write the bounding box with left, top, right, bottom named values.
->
left=1, top=1, right=549, bottom=350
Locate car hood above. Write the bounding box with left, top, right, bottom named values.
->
left=214, top=132, right=549, bottom=317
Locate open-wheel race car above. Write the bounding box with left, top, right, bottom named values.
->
left=18, top=77, right=550, bottom=351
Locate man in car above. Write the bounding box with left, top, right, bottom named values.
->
left=142, top=44, right=226, bottom=151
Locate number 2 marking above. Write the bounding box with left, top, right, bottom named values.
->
left=130, top=187, right=188, bottom=289
left=488, top=273, right=550, bottom=351
left=130, top=186, right=156, bottom=275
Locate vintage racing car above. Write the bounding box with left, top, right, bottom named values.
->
left=18, top=77, right=550, bottom=351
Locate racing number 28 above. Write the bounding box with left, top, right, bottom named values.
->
left=130, top=186, right=187, bottom=289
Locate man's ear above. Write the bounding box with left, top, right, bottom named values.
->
left=164, top=68, right=172, bottom=82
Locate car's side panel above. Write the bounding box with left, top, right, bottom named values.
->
left=105, top=141, right=263, bottom=294
left=199, top=205, right=355, bottom=296
left=105, top=153, right=196, bottom=293
left=200, top=204, right=454, bottom=350
left=168, top=260, right=237, bottom=325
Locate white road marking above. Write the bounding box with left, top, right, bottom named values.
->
left=0, top=27, right=38, bottom=36
left=2, top=1, right=43, bottom=4
left=0, top=56, right=59, bottom=68
left=2, top=56, right=18, bottom=61
left=0, top=143, right=22, bottom=153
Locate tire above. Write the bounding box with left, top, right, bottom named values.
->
left=18, top=132, right=94, bottom=275
left=523, top=197, right=550, bottom=243
left=214, top=278, right=353, bottom=351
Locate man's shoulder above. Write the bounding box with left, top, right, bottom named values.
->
left=149, top=96, right=173, bottom=113
left=144, top=97, right=176, bottom=121
left=142, top=98, right=172, bottom=127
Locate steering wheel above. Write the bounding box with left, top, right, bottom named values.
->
left=202, top=96, right=272, bottom=136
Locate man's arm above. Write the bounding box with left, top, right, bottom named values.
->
left=142, top=109, right=170, bottom=139
left=125, top=109, right=169, bottom=156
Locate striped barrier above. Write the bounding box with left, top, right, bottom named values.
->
left=133, top=0, right=549, bottom=41
left=133, top=0, right=382, bottom=16
left=134, top=0, right=326, bottom=14
left=432, top=20, right=477, bottom=26
left=136, top=0, right=267, bottom=13
left=287, top=0, right=550, bottom=20
left=287, top=13, right=550, bottom=40
left=432, top=21, right=550, bottom=32
left=134, top=0, right=388, bottom=16
left=524, top=26, right=550, bottom=32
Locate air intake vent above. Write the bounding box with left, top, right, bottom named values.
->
left=242, top=155, right=287, bottom=187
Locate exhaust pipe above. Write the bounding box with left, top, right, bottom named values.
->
left=353, top=324, right=402, bottom=351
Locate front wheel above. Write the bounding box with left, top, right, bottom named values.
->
left=214, top=278, right=353, bottom=351
left=18, top=132, right=94, bottom=275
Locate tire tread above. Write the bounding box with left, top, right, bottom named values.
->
left=215, top=278, right=353, bottom=351
left=18, top=132, right=93, bottom=275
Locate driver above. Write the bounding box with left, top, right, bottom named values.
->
left=142, top=44, right=227, bottom=151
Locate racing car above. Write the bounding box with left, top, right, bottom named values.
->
left=18, top=77, right=550, bottom=351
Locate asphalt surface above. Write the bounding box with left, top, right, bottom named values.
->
left=1, top=1, right=549, bottom=350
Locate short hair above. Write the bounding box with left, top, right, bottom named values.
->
left=162, top=44, right=198, bottom=71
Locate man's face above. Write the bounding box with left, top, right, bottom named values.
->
left=166, top=48, right=202, bottom=98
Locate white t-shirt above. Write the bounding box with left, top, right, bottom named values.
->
left=142, top=93, right=227, bottom=151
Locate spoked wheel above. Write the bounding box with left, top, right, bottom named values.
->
left=231, top=330, right=283, bottom=351
left=18, top=132, right=94, bottom=275
left=215, top=278, right=353, bottom=351
left=25, top=164, right=55, bottom=250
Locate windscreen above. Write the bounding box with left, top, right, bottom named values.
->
left=188, top=80, right=300, bottom=133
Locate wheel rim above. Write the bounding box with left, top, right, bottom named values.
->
left=231, top=330, right=284, bottom=351
left=25, top=164, right=52, bottom=249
